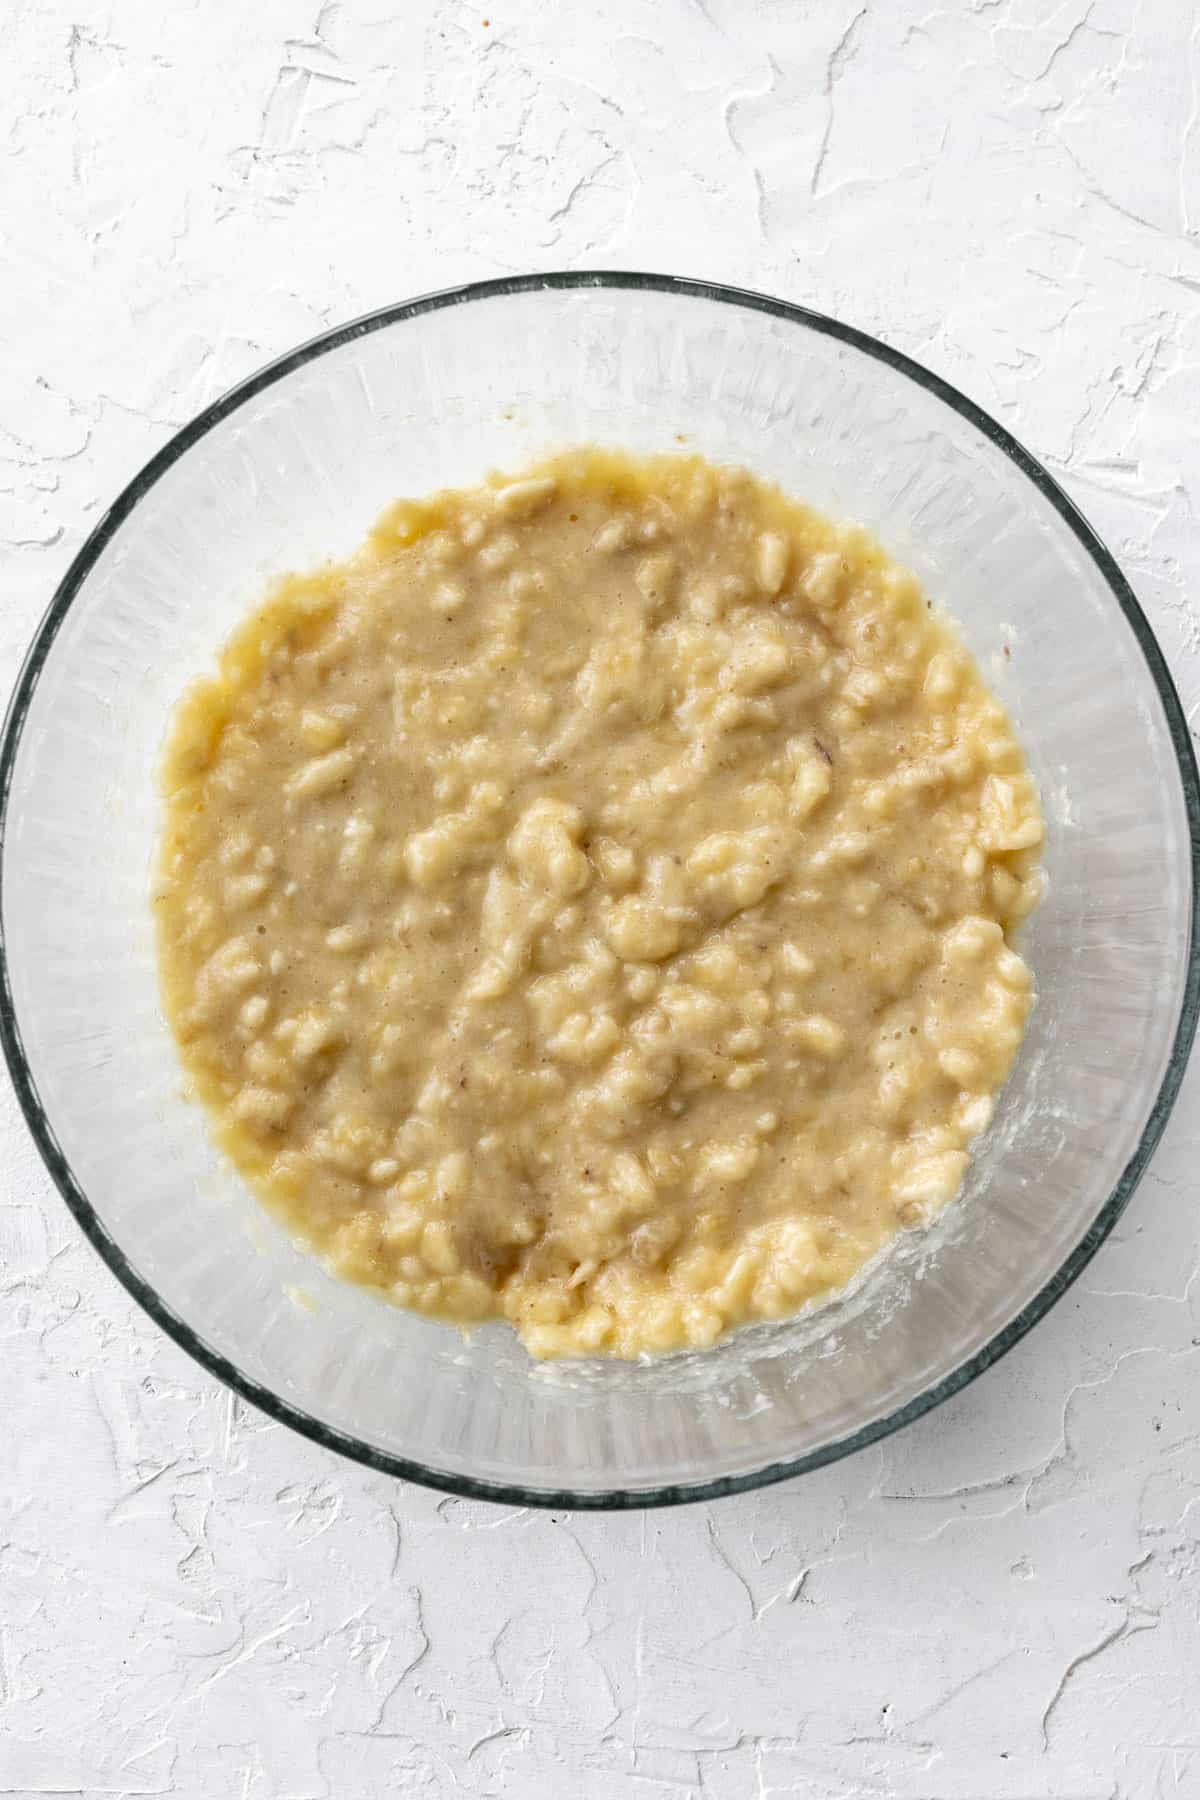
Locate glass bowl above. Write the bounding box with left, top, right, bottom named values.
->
left=2, top=273, right=1196, bottom=1509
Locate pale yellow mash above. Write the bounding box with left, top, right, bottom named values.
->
left=156, top=450, right=1043, bottom=1359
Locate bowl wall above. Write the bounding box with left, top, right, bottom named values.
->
left=2, top=276, right=1195, bottom=1503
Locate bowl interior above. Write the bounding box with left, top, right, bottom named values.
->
left=3, top=277, right=1195, bottom=1503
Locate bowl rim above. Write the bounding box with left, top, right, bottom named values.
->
left=2, top=269, right=1197, bottom=1510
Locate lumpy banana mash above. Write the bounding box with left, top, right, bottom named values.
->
left=157, top=451, right=1043, bottom=1358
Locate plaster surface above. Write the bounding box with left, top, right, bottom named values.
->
left=3, top=3, right=1200, bottom=1795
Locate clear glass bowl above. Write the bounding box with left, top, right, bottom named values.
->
left=2, top=273, right=1196, bottom=1508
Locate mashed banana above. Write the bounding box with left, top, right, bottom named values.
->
left=156, top=450, right=1043, bottom=1358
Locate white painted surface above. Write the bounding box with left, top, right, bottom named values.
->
left=3, top=2, right=1199, bottom=1794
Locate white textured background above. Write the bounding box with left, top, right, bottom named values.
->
left=4, top=3, right=1200, bottom=1796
